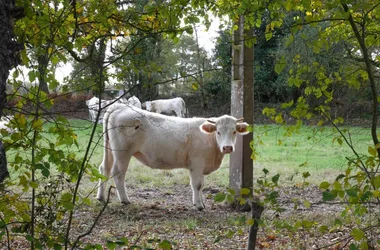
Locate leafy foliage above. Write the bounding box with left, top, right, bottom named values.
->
left=256, top=1, right=380, bottom=249
left=3, top=0, right=214, bottom=248
left=2, top=0, right=380, bottom=249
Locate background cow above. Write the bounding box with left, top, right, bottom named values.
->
left=97, top=104, right=249, bottom=210
left=125, top=95, right=141, bottom=109
left=86, top=95, right=142, bottom=123
left=0, top=116, right=16, bottom=134
left=85, top=97, right=109, bottom=123
left=142, top=97, right=187, bottom=117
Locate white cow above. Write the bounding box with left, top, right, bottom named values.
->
left=86, top=96, right=142, bottom=123
left=125, top=95, right=141, bottom=109
left=96, top=104, right=249, bottom=210
left=85, top=97, right=109, bottom=123
left=0, top=116, right=15, bottom=134
left=142, top=97, right=186, bottom=117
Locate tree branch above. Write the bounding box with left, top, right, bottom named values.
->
left=70, top=186, right=113, bottom=249
left=342, top=3, right=380, bottom=160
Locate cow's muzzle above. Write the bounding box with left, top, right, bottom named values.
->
left=222, top=146, right=233, bottom=154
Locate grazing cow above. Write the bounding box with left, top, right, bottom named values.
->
left=96, top=104, right=249, bottom=210
left=142, top=97, right=186, bottom=117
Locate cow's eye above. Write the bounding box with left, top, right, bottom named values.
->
left=217, top=131, right=221, bottom=135
left=233, top=131, right=236, bottom=135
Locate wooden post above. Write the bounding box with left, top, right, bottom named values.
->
left=230, top=16, right=254, bottom=195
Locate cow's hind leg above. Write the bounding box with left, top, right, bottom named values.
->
left=112, top=156, right=132, bottom=204
left=190, top=168, right=205, bottom=211
left=96, top=161, right=110, bottom=202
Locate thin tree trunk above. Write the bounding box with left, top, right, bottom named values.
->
left=343, top=4, right=380, bottom=189
left=247, top=201, right=264, bottom=250
left=194, top=25, right=206, bottom=108
left=37, top=54, right=49, bottom=93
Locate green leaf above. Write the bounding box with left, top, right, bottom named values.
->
left=30, top=181, right=38, bottom=189
left=319, top=181, right=330, bottom=190
left=191, top=82, right=199, bottom=90
left=60, top=193, right=74, bottom=211
left=319, top=225, right=328, bottom=233
left=53, top=243, right=62, bottom=250
left=346, top=188, right=358, bottom=197
left=275, top=55, right=286, bottom=74
left=272, top=174, right=280, bottom=184
left=373, top=175, right=380, bottom=189
left=240, top=188, right=251, bottom=195
left=265, top=31, right=273, bottom=41
left=335, top=174, right=345, bottom=181
left=115, top=237, right=128, bottom=245
left=106, top=242, right=116, bottom=250
left=26, top=235, right=34, bottom=242
left=214, top=193, right=226, bottom=202
left=226, top=194, right=234, bottom=203
left=368, top=146, right=377, bottom=156
left=349, top=243, right=358, bottom=250
left=302, top=172, right=310, bottom=178
left=333, top=181, right=342, bottom=191
left=158, top=240, right=172, bottom=250
left=351, top=228, right=365, bottom=241
left=334, top=219, right=342, bottom=226
left=322, top=191, right=336, bottom=201
left=227, top=188, right=236, bottom=195
left=32, top=119, right=44, bottom=130
left=28, top=71, right=36, bottom=82
left=268, top=191, right=279, bottom=200
left=41, top=168, right=50, bottom=178
left=246, top=218, right=254, bottom=226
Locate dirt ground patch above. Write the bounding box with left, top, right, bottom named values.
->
left=67, top=183, right=379, bottom=249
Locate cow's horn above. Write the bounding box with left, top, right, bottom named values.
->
left=237, top=118, right=244, bottom=122
left=207, top=119, right=216, bottom=124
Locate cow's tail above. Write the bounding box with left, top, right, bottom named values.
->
left=102, top=104, right=123, bottom=178
left=181, top=98, right=187, bottom=117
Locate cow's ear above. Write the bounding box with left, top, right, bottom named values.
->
left=236, top=122, right=250, bottom=135
left=200, top=122, right=216, bottom=134
left=133, top=119, right=141, bottom=129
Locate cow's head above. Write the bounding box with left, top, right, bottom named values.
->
left=200, top=115, right=250, bottom=154
left=142, top=101, right=152, bottom=111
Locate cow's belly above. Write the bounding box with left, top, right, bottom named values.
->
left=133, top=150, right=189, bottom=170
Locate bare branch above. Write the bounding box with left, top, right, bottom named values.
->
left=70, top=186, right=113, bottom=249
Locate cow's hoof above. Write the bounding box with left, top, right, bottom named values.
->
left=121, top=201, right=131, bottom=205
left=96, top=197, right=105, bottom=203
left=197, top=206, right=204, bottom=211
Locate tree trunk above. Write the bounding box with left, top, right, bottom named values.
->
left=247, top=201, right=264, bottom=250
left=0, top=0, right=24, bottom=182
left=37, top=54, right=50, bottom=93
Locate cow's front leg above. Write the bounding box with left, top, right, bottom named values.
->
left=190, top=168, right=205, bottom=211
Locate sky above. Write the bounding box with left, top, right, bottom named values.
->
left=54, top=19, right=221, bottom=84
